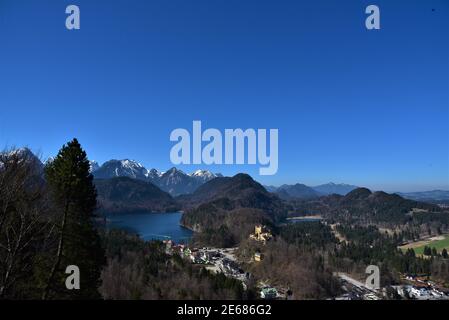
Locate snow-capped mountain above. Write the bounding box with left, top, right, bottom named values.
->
left=0, top=148, right=44, bottom=177
left=146, top=168, right=163, bottom=180
left=157, top=167, right=221, bottom=196
left=89, top=160, right=100, bottom=173
left=91, top=159, right=221, bottom=196
left=189, top=170, right=223, bottom=183
left=7, top=147, right=40, bottom=160
left=93, top=159, right=149, bottom=180
left=158, top=167, right=197, bottom=195
left=2, top=147, right=44, bottom=170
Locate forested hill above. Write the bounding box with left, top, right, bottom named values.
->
left=181, top=174, right=286, bottom=218
left=95, top=177, right=180, bottom=214
left=183, top=173, right=267, bottom=202
left=290, top=187, right=447, bottom=228
left=180, top=174, right=287, bottom=247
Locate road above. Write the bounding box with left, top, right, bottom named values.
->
left=335, top=273, right=369, bottom=290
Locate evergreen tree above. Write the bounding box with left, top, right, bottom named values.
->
left=42, top=139, right=105, bottom=299
left=406, top=248, right=416, bottom=258
left=442, top=248, right=448, bottom=259
left=431, top=247, right=438, bottom=257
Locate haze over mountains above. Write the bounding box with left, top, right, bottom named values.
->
left=398, top=190, right=449, bottom=204
left=313, top=182, right=360, bottom=195
left=292, top=187, right=444, bottom=227
left=268, top=183, right=449, bottom=204
left=266, top=182, right=359, bottom=199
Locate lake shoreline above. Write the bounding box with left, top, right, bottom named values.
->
left=287, top=215, right=323, bottom=220
left=106, top=212, right=193, bottom=243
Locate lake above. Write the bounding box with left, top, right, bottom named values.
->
left=286, top=216, right=323, bottom=223
left=107, top=212, right=193, bottom=243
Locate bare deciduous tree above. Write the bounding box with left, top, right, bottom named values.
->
left=0, top=149, right=55, bottom=298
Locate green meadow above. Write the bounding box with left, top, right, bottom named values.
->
left=401, top=236, right=449, bottom=255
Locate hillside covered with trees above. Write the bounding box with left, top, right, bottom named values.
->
left=180, top=174, right=287, bottom=247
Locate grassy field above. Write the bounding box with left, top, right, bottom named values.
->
left=400, top=235, right=449, bottom=255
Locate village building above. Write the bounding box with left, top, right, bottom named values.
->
left=249, top=225, right=273, bottom=244
left=260, top=287, right=277, bottom=299
left=163, top=239, right=174, bottom=254
left=254, top=251, right=263, bottom=262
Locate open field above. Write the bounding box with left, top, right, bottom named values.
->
left=400, top=235, right=449, bottom=255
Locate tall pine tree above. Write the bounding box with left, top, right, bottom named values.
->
left=42, top=139, right=105, bottom=299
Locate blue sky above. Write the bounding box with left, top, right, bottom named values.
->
left=0, top=0, right=448, bottom=192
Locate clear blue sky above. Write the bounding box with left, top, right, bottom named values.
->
left=0, top=0, right=448, bottom=192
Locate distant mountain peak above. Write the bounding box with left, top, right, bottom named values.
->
left=146, top=168, right=162, bottom=179
left=7, top=147, right=36, bottom=159
left=93, top=159, right=149, bottom=180
left=313, top=182, right=358, bottom=195
left=191, top=169, right=212, bottom=176
left=121, top=159, right=144, bottom=168
left=163, top=167, right=187, bottom=176
left=1, top=147, right=44, bottom=172
left=190, top=169, right=222, bottom=179
left=89, top=160, right=100, bottom=173
left=276, top=183, right=321, bottom=199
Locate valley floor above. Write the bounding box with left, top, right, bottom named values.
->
left=399, top=234, right=449, bottom=256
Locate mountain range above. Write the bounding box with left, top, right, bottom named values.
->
left=266, top=182, right=359, bottom=199
left=313, top=182, right=359, bottom=195
left=3, top=148, right=448, bottom=206
left=91, top=159, right=222, bottom=196
left=89, top=158, right=360, bottom=199
left=3, top=148, right=449, bottom=245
